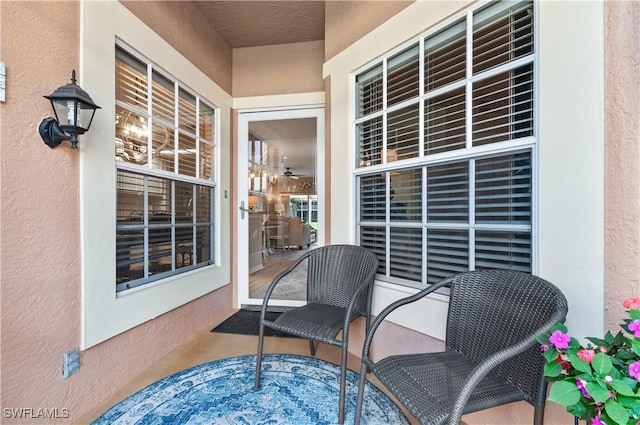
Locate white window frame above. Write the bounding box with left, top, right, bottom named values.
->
left=80, top=1, right=231, bottom=349
left=352, top=0, right=537, bottom=289
left=114, top=43, right=217, bottom=292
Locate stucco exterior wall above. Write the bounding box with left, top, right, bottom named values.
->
left=233, top=40, right=325, bottom=97
left=0, top=1, right=232, bottom=423
left=120, top=0, right=233, bottom=94
left=324, top=0, right=414, bottom=60
left=604, top=0, right=640, bottom=331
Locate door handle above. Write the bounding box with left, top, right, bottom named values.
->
left=239, top=201, right=250, bottom=219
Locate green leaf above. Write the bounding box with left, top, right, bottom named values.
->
left=632, top=339, right=640, bottom=357
left=567, top=352, right=592, bottom=374
left=585, top=381, right=611, bottom=403
left=548, top=381, right=581, bottom=406
left=544, top=361, right=563, bottom=377
left=535, top=333, right=550, bottom=345
left=629, top=309, right=640, bottom=320
left=605, top=331, right=616, bottom=344
left=609, top=379, right=636, bottom=397
left=543, top=349, right=560, bottom=362
left=604, top=399, right=630, bottom=425
left=592, top=352, right=613, bottom=375
left=566, top=402, right=588, bottom=419
left=550, top=323, right=568, bottom=333
left=586, top=336, right=608, bottom=347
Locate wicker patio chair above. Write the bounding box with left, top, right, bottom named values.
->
left=255, top=244, right=379, bottom=424
left=354, top=270, right=568, bottom=425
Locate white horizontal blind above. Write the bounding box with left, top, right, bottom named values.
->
left=115, top=45, right=217, bottom=292
left=354, top=0, right=535, bottom=289
left=426, top=229, right=469, bottom=284
left=388, top=104, right=420, bottom=161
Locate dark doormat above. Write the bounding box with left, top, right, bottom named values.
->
left=211, top=309, right=301, bottom=338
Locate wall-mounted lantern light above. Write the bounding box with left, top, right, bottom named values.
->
left=39, top=70, right=101, bottom=149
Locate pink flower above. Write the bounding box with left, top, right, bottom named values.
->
left=629, top=319, right=640, bottom=338
left=549, top=330, right=570, bottom=349
left=539, top=344, right=549, bottom=352
left=629, top=361, right=640, bottom=382
left=591, top=415, right=607, bottom=425
left=623, top=297, right=640, bottom=310
left=599, top=346, right=608, bottom=353
left=577, top=349, right=595, bottom=364
left=576, top=377, right=591, bottom=399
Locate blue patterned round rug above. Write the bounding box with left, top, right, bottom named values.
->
left=92, top=354, right=409, bottom=425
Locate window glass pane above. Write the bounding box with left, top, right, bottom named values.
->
left=116, top=230, right=145, bottom=286
left=390, top=227, right=422, bottom=282
left=152, top=70, right=175, bottom=124
left=387, top=44, right=420, bottom=107
left=199, top=103, right=215, bottom=142
left=473, top=0, right=533, bottom=75
left=175, top=182, right=193, bottom=222
left=175, top=226, right=193, bottom=269
left=359, top=226, right=386, bottom=276
left=388, top=103, right=420, bottom=161
left=359, top=175, right=386, bottom=222
left=390, top=168, right=422, bottom=222
left=199, top=141, right=213, bottom=180
left=427, top=161, right=469, bottom=222
left=472, top=64, right=533, bottom=146
left=178, top=133, right=197, bottom=177
left=356, top=63, right=383, bottom=118
left=115, top=49, right=147, bottom=111
left=195, top=185, right=212, bottom=223
left=148, top=227, right=173, bottom=276
left=152, top=123, right=175, bottom=172
left=357, top=117, right=383, bottom=168
left=425, top=87, right=466, bottom=155
left=116, top=171, right=144, bottom=221
left=475, top=152, right=531, bottom=224
left=178, top=88, right=197, bottom=134
left=475, top=231, right=531, bottom=272
left=115, top=106, right=148, bottom=165
left=425, top=20, right=466, bottom=91
left=148, top=177, right=171, bottom=222
left=427, top=229, right=469, bottom=284
left=195, top=226, right=211, bottom=263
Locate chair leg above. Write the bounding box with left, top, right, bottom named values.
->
left=533, top=403, right=545, bottom=425
left=338, top=344, right=349, bottom=424
left=255, top=323, right=266, bottom=389
left=308, top=339, right=316, bottom=356
left=354, top=362, right=368, bottom=425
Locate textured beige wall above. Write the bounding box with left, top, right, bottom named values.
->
left=233, top=40, right=325, bottom=97
left=120, top=0, right=233, bottom=94
left=0, top=2, right=232, bottom=423
left=604, top=1, right=640, bottom=331
left=325, top=0, right=413, bottom=60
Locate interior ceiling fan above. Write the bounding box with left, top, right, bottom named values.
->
left=283, top=167, right=299, bottom=179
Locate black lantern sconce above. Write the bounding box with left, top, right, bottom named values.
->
left=39, top=70, right=101, bottom=149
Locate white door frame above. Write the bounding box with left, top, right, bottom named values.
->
left=236, top=107, right=325, bottom=309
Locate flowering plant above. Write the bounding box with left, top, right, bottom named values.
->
left=536, top=297, right=640, bottom=425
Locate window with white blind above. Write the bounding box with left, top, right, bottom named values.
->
left=355, top=0, right=534, bottom=289
left=115, top=44, right=217, bottom=292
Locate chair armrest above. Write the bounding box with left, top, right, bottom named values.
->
left=340, top=262, right=378, bottom=344
left=447, top=306, right=568, bottom=425
left=361, top=277, right=454, bottom=365
left=259, top=251, right=311, bottom=320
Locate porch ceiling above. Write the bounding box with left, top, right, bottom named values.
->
left=193, top=1, right=325, bottom=48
